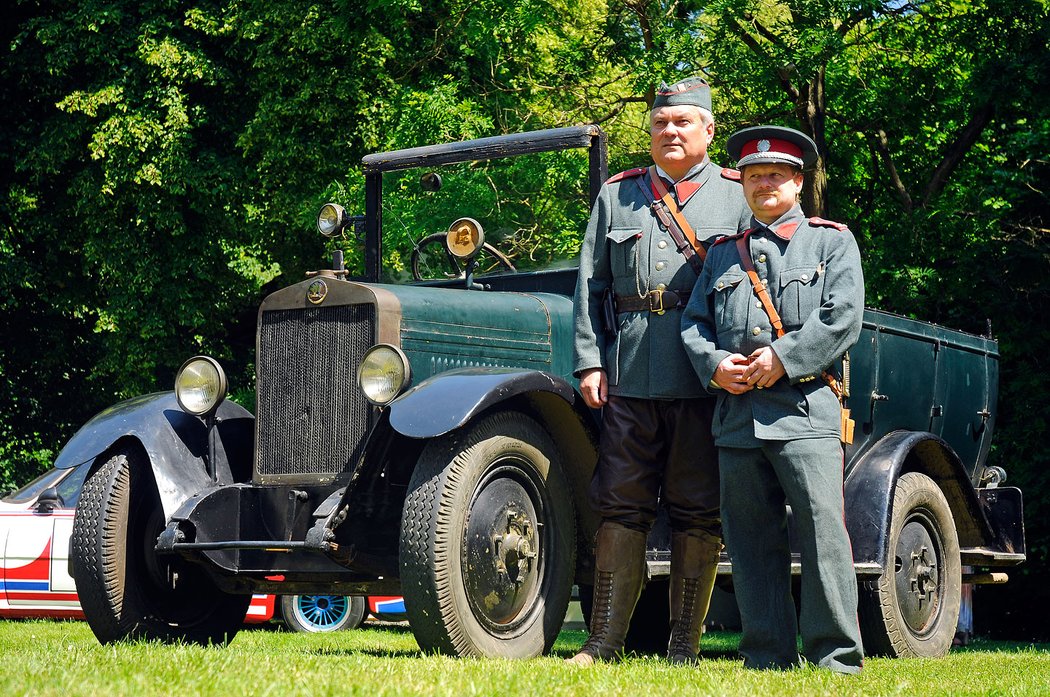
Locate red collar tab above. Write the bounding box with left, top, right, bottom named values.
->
left=773, top=221, right=801, bottom=240
left=720, top=167, right=741, bottom=181
left=740, top=137, right=803, bottom=162
left=808, top=216, right=848, bottom=231
left=606, top=167, right=647, bottom=184
left=674, top=180, right=705, bottom=205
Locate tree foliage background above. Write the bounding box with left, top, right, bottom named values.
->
left=2, top=0, right=1048, bottom=638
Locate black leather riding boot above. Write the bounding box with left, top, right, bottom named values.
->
left=565, top=522, right=647, bottom=666
left=667, top=531, right=721, bottom=664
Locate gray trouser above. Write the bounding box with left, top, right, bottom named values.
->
left=720, top=438, right=863, bottom=674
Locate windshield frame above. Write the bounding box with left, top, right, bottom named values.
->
left=358, top=125, right=607, bottom=283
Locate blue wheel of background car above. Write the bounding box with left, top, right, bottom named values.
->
left=280, top=594, right=367, bottom=633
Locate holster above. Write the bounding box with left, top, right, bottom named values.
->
left=600, top=288, right=618, bottom=337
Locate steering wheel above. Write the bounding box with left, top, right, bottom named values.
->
left=411, top=232, right=517, bottom=281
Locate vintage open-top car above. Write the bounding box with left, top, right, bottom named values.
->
left=54, top=126, right=1023, bottom=658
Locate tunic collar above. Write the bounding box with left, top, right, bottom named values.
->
left=653, top=157, right=711, bottom=206
left=751, top=204, right=806, bottom=241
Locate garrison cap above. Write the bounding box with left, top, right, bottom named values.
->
left=726, top=125, right=818, bottom=169
left=652, top=76, right=712, bottom=112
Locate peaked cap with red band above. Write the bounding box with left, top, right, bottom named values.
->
left=726, top=125, right=818, bottom=169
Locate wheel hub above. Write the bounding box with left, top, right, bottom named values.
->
left=462, top=464, right=545, bottom=631
left=895, top=518, right=942, bottom=634
left=494, top=511, right=538, bottom=583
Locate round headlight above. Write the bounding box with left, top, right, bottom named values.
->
left=357, top=345, right=411, bottom=406
left=445, top=217, right=485, bottom=259
left=175, top=356, right=228, bottom=417
left=317, top=203, right=348, bottom=238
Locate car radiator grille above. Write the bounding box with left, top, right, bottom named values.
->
left=256, top=303, right=375, bottom=480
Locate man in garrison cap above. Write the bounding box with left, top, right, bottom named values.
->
left=680, top=125, right=865, bottom=674
left=570, top=77, right=750, bottom=666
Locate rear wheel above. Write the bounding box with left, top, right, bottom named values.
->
left=71, top=450, right=250, bottom=645
left=858, top=472, right=961, bottom=657
left=400, top=412, right=575, bottom=657
left=280, top=595, right=367, bottom=633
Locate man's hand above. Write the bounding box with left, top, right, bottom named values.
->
left=743, top=346, right=786, bottom=389
left=579, top=368, right=608, bottom=408
left=713, top=354, right=753, bottom=394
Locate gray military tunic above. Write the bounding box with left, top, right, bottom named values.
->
left=680, top=204, right=864, bottom=443
left=573, top=161, right=751, bottom=397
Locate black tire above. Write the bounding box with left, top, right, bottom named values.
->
left=399, top=412, right=575, bottom=658
left=858, top=472, right=961, bottom=658
left=71, top=451, right=251, bottom=645
left=280, top=595, right=367, bottom=633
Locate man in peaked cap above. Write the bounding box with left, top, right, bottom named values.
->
left=680, top=125, right=865, bottom=673
left=569, top=77, right=750, bottom=666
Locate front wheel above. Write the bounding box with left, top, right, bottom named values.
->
left=71, top=450, right=251, bottom=645
left=399, top=412, right=575, bottom=657
left=858, top=472, right=961, bottom=657
left=280, top=595, right=367, bottom=633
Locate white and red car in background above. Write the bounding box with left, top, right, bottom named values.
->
left=0, top=462, right=404, bottom=632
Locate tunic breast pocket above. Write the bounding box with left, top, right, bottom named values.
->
left=778, top=264, right=826, bottom=328
left=606, top=228, right=641, bottom=277
left=710, top=270, right=745, bottom=328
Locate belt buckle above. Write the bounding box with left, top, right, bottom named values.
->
left=648, top=289, right=666, bottom=315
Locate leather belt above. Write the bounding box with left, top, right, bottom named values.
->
left=615, top=289, right=691, bottom=315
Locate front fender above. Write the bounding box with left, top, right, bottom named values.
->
left=387, top=367, right=576, bottom=438
left=53, top=392, right=254, bottom=519
left=844, top=430, right=991, bottom=568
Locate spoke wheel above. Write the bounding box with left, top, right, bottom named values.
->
left=71, top=450, right=250, bottom=645
left=281, top=595, right=366, bottom=632
left=859, top=472, right=961, bottom=657
left=400, top=412, right=575, bottom=657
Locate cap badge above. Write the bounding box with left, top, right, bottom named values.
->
left=757, top=139, right=771, bottom=152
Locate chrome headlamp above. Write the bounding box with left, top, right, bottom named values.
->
left=175, top=356, right=228, bottom=417
left=317, top=203, right=348, bottom=238
left=357, top=344, right=411, bottom=406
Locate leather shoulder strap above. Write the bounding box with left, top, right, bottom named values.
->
left=649, top=167, right=706, bottom=270
left=735, top=231, right=785, bottom=339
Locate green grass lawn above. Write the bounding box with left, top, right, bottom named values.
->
left=2, top=619, right=1048, bottom=696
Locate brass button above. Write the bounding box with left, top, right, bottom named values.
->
left=752, top=327, right=761, bottom=336
left=717, top=281, right=725, bottom=289
left=758, top=254, right=767, bottom=263
left=656, top=283, right=666, bottom=291
left=657, top=240, right=668, bottom=249
left=801, top=273, right=809, bottom=281
left=655, top=261, right=666, bottom=271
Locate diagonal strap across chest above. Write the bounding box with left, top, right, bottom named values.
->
left=648, top=167, right=706, bottom=273
left=735, top=230, right=785, bottom=339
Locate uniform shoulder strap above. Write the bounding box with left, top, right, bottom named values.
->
left=720, top=167, right=741, bottom=181
left=606, top=167, right=647, bottom=184
left=711, top=229, right=749, bottom=248
left=808, top=216, right=849, bottom=231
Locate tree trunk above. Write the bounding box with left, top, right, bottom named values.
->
left=795, top=65, right=828, bottom=218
